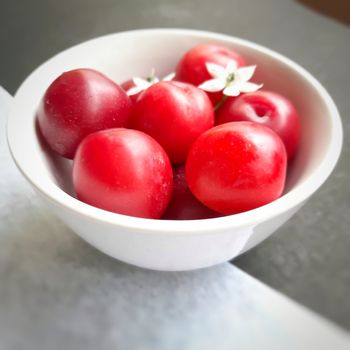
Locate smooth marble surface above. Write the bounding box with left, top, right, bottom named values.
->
left=0, top=88, right=349, bottom=349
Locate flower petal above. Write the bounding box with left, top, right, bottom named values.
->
left=237, top=65, right=257, bottom=82
left=150, top=77, right=160, bottom=84
left=206, top=62, right=227, bottom=79
left=162, top=72, right=175, bottom=81
left=223, top=85, right=241, bottom=96
left=238, top=82, right=263, bottom=93
left=132, top=77, right=150, bottom=89
left=226, top=60, right=238, bottom=74
left=127, top=85, right=146, bottom=96
left=198, top=78, right=226, bottom=92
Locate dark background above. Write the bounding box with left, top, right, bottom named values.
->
left=1, top=0, right=349, bottom=329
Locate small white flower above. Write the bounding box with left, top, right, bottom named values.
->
left=162, top=72, right=176, bottom=81
left=127, top=69, right=175, bottom=96
left=198, top=60, right=262, bottom=97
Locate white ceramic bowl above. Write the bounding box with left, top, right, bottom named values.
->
left=7, top=29, right=342, bottom=271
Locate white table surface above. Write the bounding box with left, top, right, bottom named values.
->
left=1, top=86, right=349, bottom=349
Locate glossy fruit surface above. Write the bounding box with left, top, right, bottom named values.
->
left=129, top=81, right=214, bottom=164
left=216, top=91, right=300, bottom=159
left=73, top=128, right=173, bottom=219
left=186, top=121, right=287, bottom=214
left=162, top=166, right=220, bottom=220
left=38, top=69, right=131, bottom=158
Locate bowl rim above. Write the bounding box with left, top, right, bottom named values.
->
left=7, top=28, right=343, bottom=234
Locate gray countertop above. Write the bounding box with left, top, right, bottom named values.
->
left=0, top=0, right=349, bottom=340
left=0, top=86, right=349, bottom=348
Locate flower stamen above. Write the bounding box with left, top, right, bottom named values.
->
left=226, top=73, right=235, bottom=84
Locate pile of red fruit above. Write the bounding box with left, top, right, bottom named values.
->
left=37, top=44, right=301, bottom=220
